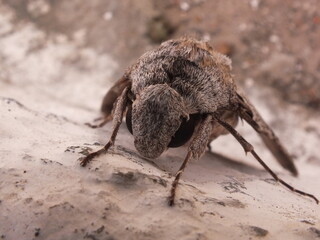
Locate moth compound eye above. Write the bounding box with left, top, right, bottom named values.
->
left=168, top=114, right=199, bottom=148
left=126, top=104, right=133, bottom=135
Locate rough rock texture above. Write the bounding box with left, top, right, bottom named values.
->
left=0, top=1, right=320, bottom=240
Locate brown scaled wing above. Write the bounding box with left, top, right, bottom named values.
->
left=236, top=92, right=298, bottom=176
left=100, top=75, right=132, bottom=120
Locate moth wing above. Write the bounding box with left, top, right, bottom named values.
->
left=101, top=75, right=132, bottom=117
left=237, top=92, right=298, bottom=176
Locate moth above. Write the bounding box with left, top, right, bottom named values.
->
left=80, top=38, right=318, bottom=205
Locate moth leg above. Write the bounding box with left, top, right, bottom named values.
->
left=85, top=76, right=131, bottom=129
left=169, top=114, right=213, bottom=206
left=85, top=115, right=113, bottom=129
left=236, top=92, right=298, bottom=176
left=101, top=76, right=131, bottom=116
left=80, top=87, right=130, bottom=167
left=213, top=114, right=319, bottom=204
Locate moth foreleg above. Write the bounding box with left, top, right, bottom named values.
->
left=80, top=87, right=130, bottom=167
left=169, top=114, right=213, bottom=206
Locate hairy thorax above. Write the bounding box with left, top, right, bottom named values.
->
left=129, top=39, right=238, bottom=114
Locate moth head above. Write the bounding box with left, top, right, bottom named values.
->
left=129, top=84, right=188, bottom=159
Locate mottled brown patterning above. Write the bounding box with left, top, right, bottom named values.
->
left=80, top=38, right=318, bottom=205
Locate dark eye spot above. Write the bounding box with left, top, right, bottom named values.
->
left=126, top=104, right=133, bottom=134
left=168, top=114, right=199, bottom=148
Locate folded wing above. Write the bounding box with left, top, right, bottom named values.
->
left=237, top=92, right=298, bottom=176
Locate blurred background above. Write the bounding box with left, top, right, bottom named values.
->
left=1, top=0, right=319, bottom=108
